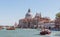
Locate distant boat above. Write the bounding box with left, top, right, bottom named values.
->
left=0, top=28, right=3, bottom=30
left=6, top=26, right=15, bottom=30
left=0, top=26, right=4, bottom=30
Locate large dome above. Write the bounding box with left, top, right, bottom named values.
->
left=26, top=12, right=32, bottom=16
left=25, top=9, right=32, bottom=19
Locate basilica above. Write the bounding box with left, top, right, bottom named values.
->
left=18, top=9, right=55, bottom=29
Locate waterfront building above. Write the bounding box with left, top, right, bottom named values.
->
left=55, top=17, right=60, bottom=30
left=18, top=9, right=55, bottom=29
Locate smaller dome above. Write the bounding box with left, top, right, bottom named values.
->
left=35, top=12, right=41, bottom=18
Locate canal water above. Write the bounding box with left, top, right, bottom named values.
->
left=0, top=28, right=60, bottom=37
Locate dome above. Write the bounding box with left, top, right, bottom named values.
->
left=35, top=12, right=41, bottom=18
left=26, top=12, right=32, bottom=16
left=25, top=9, right=32, bottom=19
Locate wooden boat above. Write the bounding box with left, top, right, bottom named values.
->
left=40, top=29, right=51, bottom=35
left=6, top=26, right=15, bottom=30
left=0, top=28, right=3, bottom=30
left=0, top=26, right=4, bottom=30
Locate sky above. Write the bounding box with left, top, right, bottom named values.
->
left=0, top=0, right=60, bottom=26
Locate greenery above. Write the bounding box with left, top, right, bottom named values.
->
left=56, top=12, right=60, bottom=18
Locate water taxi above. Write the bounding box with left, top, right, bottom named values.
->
left=6, top=26, right=15, bottom=30
left=40, top=29, right=51, bottom=35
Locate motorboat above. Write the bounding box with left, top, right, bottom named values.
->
left=0, top=26, right=4, bottom=30
left=40, top=29, right=51, bottom=35
left=6, top=26, right=15, bottom=30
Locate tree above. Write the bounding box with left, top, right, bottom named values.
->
left=56, top=12, right=60, bottom=18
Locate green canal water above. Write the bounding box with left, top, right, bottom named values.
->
left=0, top=28, right=60, bottom=37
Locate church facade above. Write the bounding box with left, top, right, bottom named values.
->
left=18, top=9, right=55, bottom=29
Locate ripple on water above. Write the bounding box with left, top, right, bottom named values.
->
left=0, top=29, right=60, bottom=37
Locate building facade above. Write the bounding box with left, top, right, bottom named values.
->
left=18, top=9, right=55, bottom=29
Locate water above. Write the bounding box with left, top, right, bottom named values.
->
left=0, top=28, right=60, bottom=37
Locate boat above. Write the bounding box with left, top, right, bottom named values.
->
left=6, top=26, right=15, bottom=30
left=40, top=29, right=51, bottom=35
left=0, top=28, right=3, bottom=30
left=0, top=26, right=4, bottom=30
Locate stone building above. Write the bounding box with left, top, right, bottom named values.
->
left=18, top=9, right=33, bottom=28
left=18, top=9, right=54, bottom=29
left=55, top=17, right=60, bottom=30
